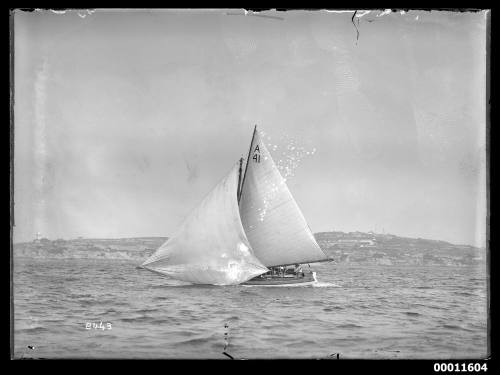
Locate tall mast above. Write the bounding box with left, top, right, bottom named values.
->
left=237, top=157, right=243, bottom=200
left=238, top=124, right=257, bottom=204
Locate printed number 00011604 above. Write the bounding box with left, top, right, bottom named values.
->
left=433, top=363, right=487, bottom=372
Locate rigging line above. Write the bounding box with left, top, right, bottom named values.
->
left=266, top=259, right=330, bottom=268
left=238, top=125, right=257, bottom=204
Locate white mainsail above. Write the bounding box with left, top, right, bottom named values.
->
left=142, top=163, right=269, bottom=285
left=238, top=128, right=328, bottom=267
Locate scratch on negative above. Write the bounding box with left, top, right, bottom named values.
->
left=223, top=352, right=234, bottom=359
left=351, top=10, right=360, bottom=42
left=226, top=11, right=284, bottom=21
left=222, top=322, right=234, bottom=359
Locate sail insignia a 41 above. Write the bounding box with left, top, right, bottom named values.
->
left=141, top=126, right=328, bottom=285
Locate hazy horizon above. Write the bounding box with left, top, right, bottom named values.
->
left=12, top=230, right=485, bottom=248
left=13, top=9, right=488, bottom=247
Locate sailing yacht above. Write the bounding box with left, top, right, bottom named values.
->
left=141, top=126, right=329, bottom=286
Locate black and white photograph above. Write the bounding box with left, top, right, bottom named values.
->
left=11, top=8, right=489, bottom=360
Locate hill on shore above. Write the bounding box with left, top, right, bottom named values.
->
left=13, top=231, right=486, bottom=266
left=314, top=231, right=485, bottom=266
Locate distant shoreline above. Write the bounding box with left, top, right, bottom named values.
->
left=12, top=231, right=484, bottom=249
left=12, top=231, right=485, bottom=266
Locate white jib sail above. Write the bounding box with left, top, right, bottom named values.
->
left=142, top=163, right=268, bottom=285
left=239, top=129, right=328, bottom=267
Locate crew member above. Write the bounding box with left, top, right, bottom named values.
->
left=294, top=264, right=303, bottom=277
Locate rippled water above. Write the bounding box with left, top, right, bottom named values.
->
left=13, top=258, right=488, bottom=359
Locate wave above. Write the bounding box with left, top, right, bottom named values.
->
left=70, top=293, right=94, bottom=298
left=284, top=339, right=321, bottom=348
left=176, top=335, right=216, bottom=346
left=441, top=324, right=474, bottom=332
left=117, top=316, right=183, bottom=325
left=63, top=277, right=81, bottom=282
left=454, top=291, right=476, bottom=297
left=153, top=296, right=169, bottom=301
left=119, top=316, right=156, bottom=323
left=150, top=282, right=208, bottom=289
left=136, top=308, right=159, bottom=314
left=313, top=282, right=340, bottom=287
left=77, top=298, right=123, bottom=307
left=323, top=306, right=344, bottom=312
left=337, top=323, right=364, bottom=329
left=146, top=319, right=175, bottom=325
left=17, top=326, right=48, bottom=333
left=405, top=312, right=421, bottom=317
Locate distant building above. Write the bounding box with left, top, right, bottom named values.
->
left=359, top=240, right=375, bottom=247
left=33, top=232, right=42, bottom=243
left=337, top=239, right=375, bottom=246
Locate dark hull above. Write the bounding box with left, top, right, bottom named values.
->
left=241, top=272, right=317, bottom=286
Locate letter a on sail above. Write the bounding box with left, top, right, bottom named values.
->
left=238, top=129, right=328, bottom=267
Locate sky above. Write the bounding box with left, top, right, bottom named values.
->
left=12, top=9, right=488, bottom=247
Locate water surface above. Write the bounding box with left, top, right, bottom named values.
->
left=13, top=258, right=488, bottom=359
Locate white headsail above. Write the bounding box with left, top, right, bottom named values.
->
left=238, top=128, right=328, bottom=267
left=142, top=163, right=268, bottom=285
